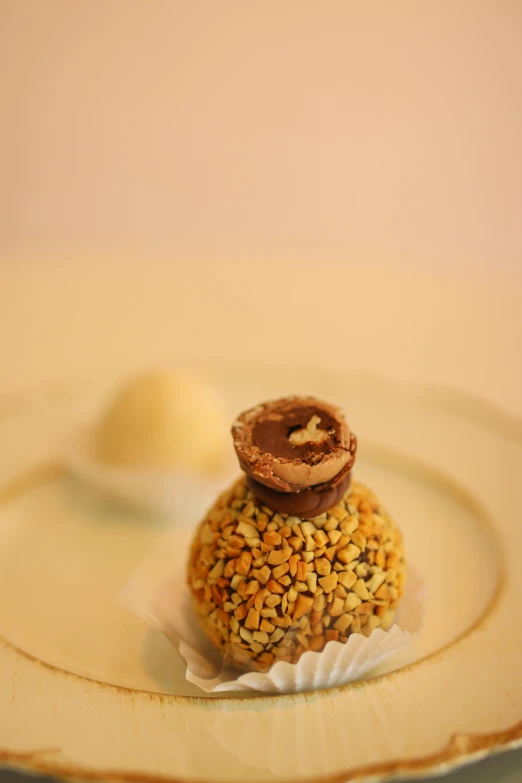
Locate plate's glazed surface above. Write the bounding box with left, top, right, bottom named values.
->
left=0, top=364, right=521, bottom=782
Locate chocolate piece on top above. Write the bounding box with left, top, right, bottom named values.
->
left=232, top=396, right=357, bottom=516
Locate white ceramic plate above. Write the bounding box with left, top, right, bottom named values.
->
left=0, top=363, right=520, bottom=782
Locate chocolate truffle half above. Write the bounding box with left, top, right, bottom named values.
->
left=187, top=396, right=405, bottom=673
left=232, top=396, right=357, bottom=518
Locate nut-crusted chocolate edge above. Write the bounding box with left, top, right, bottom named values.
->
left=247, top=467, right=352, bottom=518
left=232, top=396, right=356, bottom=492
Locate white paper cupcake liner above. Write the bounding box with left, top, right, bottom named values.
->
left=64, top=429, right=236, bottom=520
left=119, top=530, right=425, bottom=695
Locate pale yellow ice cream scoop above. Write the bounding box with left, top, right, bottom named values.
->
left=95, top=370, right=229, bottom=473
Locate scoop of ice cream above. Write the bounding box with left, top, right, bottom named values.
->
left=95, top=370, right=229, bottom=472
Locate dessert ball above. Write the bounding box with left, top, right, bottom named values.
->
left=187, top=396, right=405, bottom=672
left=95, top=370, right=229, bottom=472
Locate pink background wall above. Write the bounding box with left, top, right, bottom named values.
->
left=1, top=0, right=521, bottom=271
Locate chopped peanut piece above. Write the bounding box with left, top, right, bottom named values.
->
left=267, top=579, right=286, bottom=594
left=288, top=553, right=300, bottom=576
left=272, top=562, right=290, bottom=580
left=314, top=558, right=331, bottom=576
left=334, top=614, right=353, bottom=633
left=330, top=597, right=345, bottom=617
left=318, top=572, right=338, bottom=594
left=236, top=521, right=257, bottom=539
left=325, top=629, right=339, bottom=643
left=245, top=608, right=260, bottom=630
left=337, top=570, right=357, bottom=589
left=293, top=594, right=314, bottom=620
left=337, top=544, right=361, bottom=564
left=235, top=551, right=252, bottom=576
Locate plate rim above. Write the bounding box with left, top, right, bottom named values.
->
left=1, top=719, right=522, bottom=783
left=0, top=446, right=505, bottom=703
left=1, top=373, right=521, bottom=783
